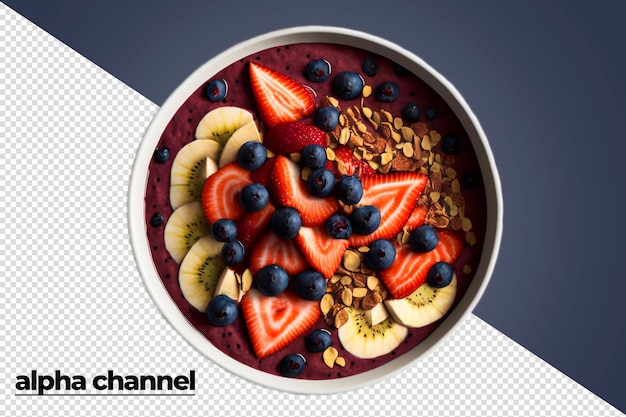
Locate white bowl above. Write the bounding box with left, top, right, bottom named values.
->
left=128, top=25, right=503, bottom=394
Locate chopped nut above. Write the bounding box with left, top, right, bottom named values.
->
left=341, top=288, right=353, bottom=306
left=241, top=269, right=253, bottom=292
left=362, top=291, right=382, bottom=310
left=335, top=356, right=346, bottom=367
left=362, top=107, right=373, bottom=119
left=343, top=250, right=361, bottom=272
left=366, top=276, right=379, bottom=291
left=326, top=147, right=336, bottom=161
left=327, top=96, right=339, bottom=107
left=340, top=275, right=353, bottom=286
left=320, top=293, right=334, bottom=315
left=393, top=117, right=403, bottom=130
left=462, top=217, right=473, bottom=232
left=380, top=152, right=394, bottom=166
left=323, top=346, right=339, bottom=368
left=402, top=142, right=414, bottom=158
left=334, top=308, right=349, bottom=328
left=463, top=265, right=472, bottom=274
left=352, top=287, right=368, bottom=298
left=466, top=231, right=477, bottom=245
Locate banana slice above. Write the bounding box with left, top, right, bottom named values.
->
left=218, top=120, right=262, bottom=168
left=365, top=302, right=389, bottom=326
left=178, top=235, right=226, bottom=312
left=337, top=307, right=408, bottom=359
left=163, top=201, right=211, bottom=264
left=169, top=139, right=220, bottom=210
left=384, top=275, right=457, bottom=328
left=195, top=106, right=255, bottom=146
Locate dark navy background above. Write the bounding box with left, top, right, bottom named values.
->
left=4, top=0, right=625, bottom=412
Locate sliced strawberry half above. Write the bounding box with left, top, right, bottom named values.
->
left=249, top=62, right=316, bottom=128
left=333, top=145, right=376, bottom=177
left=404, top=204, right=427, bottom=231
left=263, top=122, right=328, bottom=156
left=248, top=231, right=308, bottom=276
left=295, top=224, right=350, bottom=278
left=250, top=156, right=277, bottom=188
left=269, top=155, right=338, bottom=226
left=201, top=162, right=253, bottom=223
left=241, top=288, right=320, bottom=359
left=231, top=202, right=275, bottom=273
left=349, top=171, right=428, bottom=247
left=380, top=230, right=464, bottom=299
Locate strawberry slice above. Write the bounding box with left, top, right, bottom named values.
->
left=332, top=145, right=376, bottom=177
left=404, top=204, right=427, bottom=231
left=250, top=156, right=277, bottom=188
left=232, top=202, right=275, bottom=273
left=201, top=162, right=253, bottom=223
left=349, top=172, right=428, bottom=247
left=248, top=231, right=308, bottom=276
left=263, top=122, right=328, bottom=156
left=380, top=230, right=464, bottom=299
left=270, top=155, right=338, bottom=226
left=295, top=224, right=350, bottom=278
left=241, top=289, right=320, bottom=359
left=249, top=62, right=316, bottom=128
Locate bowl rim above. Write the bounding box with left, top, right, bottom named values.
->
left=128, top=25, right=503, bottom=395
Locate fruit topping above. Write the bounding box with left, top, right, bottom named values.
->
left=350, top=205, right=381, bottom=235
left=249, top=62, right=316, bottom=128
left=263, top=122, right=327, bottom=156
left=300, top=144, right=328, bottom=169
left=332, top=145, right=376, bottom=177
left=248, top=231, right=308, bottom=276
left=238, top=183, right=270, bottom=212
left=206, top=294, right=238, bottom=326
left=326, top=214, right=353, bottom=239
left=294, top=270, right=327, bottom=301
left=153, top=147, right=170, bottom=164
left=401, top=102, right=420, bottom=123
left=364, top=239, right=396, bottom=271
left=361, top=57, right=378, bottom=76
left=425, top=106, right=438, bottom=120
left=380, top=229, right=463, bottom=299
left=164, top=201, right=211, bottom=264
left=195, top=106, right=254, bottom=145
left=201, top=162, right=253, bottom=223
left=409, top=224, right=439, bottom=253
left=426, top=261, right=454, bottom=288
left=306, top=168, right=335, bottom=198
left=374, top=81, right=399, bottom=102
left=234, top=202, right=276, bottom=255
left=335, top=175, right=363, bottom=205
left=296, top=224, right=350, bottom=278
left=348, top=171, right=427, bottom=247
left=150, top=213, right=164, bottom=227
left=442, top=133, right=460, bottom=154
left=271, top=207, right=302, bottom=240
left=305, top=59, right=331, bottom=82
left=269, top=155, right=338, bottom=226
left=211, top=218, right=237, bottom=242
left=255, top=264, right=290, bottom=296
left=279, top=353, right=307, bottom=377
left=305, top=329, right=332, bottom=353
left=250, top=156, right=277, bottom=187
left=237, top=141, right=267, bottom=171
left=241, top=289, right=320, bottom=359
left=314, top=106, right=340, bottom=131
left=404, top=204, right=427, bottom=231
left=221, top=239, right=245, bottom=266
left=205, top=78, right=228, bottom=102
left=333, top=71, right=365, bottom=100
left=218, top=120, right=262, bottom=168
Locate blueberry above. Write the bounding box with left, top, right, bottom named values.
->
left=394, top=64, right=408, bottom=77
left=314, top=107, right=340, bottom=131
left=255, top=264, right=289, bottom=296
left=300, top=144, right=328, bottom=169
left=294, top=270, right=327, bottom=301
left=426, top=106, right=438, bottom=120
left=334, top=71, right=365, bottom=100
left=401, top=102, right=420, bottom=123
left=351, top=205, right=381, bottom=235
left=237, top=141, right=267, bottom=171
left=278, top=353, right=306, bottom=377
left=153, top=147, right=170, bottom=164
left=335, top=175, right=363, bottom=205
left=374, top=81, right=400, bottom=102
left=150, top=213, right=164, bottom=227
left=409, top=225, right=438, bottom=253
left=462, top=172, right=480, bottom=189
left=364, top=239, right=396, bottom=271
left=221, top=239, right=245, bottom=266
left=238, top=183, right=269, bottom=212
left=361, top=57, right=378, bottom=76
left=212, top=218, right=237, bottom=242
left=206, top=79, right=228, bottom=102
left=307, top=168, right=335, bottom=198
left=305, top=59, right=331, bottom=82
left=441, top=133, right=461, bottom=154
left=326, top=214, right=352, bottom=239
left=271, top=207, right=302, bottom=239
left=305, top=329, right=332, bottom=353
left=426, top=261, right=454, bottom=288
left=206, top=294, right=238, bottom=326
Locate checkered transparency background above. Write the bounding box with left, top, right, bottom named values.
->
left=0, top=4, right=621, bottom=417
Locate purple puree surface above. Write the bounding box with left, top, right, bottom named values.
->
left=143, top=43, right=487, bottom=380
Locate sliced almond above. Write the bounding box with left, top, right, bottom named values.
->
left=352, top=287, right=368, bottom=298
left=366, top=275, right=379, bottom=291
left=323, top=346, right=339, bottom=368
left=320, top=293, right=334, bottom=315
left=241, top=268, right=253, bottom=292
left=343, top=250, right=361, bottom=272
left=335, top=356, right=346, bottom=367
left=341, top=288, right=353, bottom=306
